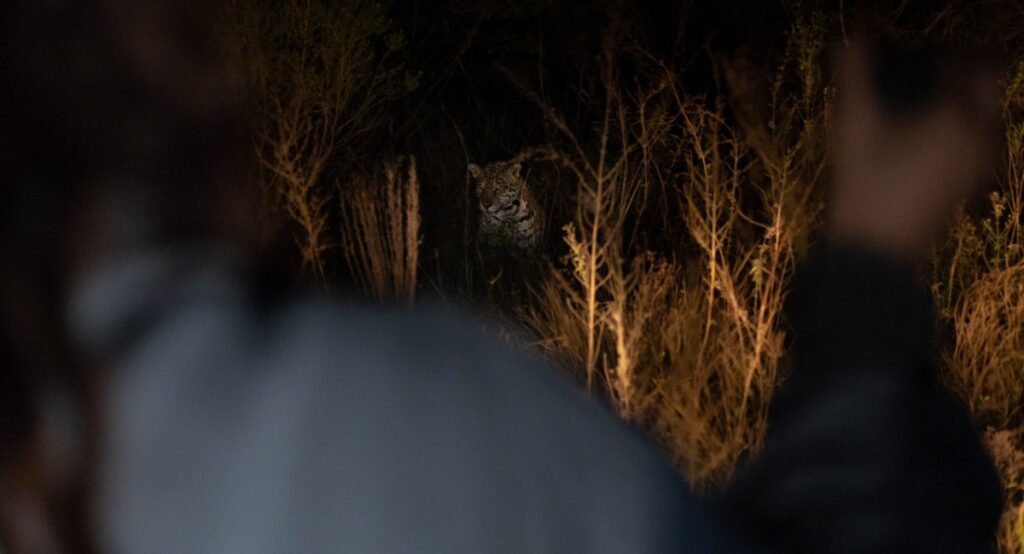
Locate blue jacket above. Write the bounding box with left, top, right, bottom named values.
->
left=69, top=245, right=745, bottom=553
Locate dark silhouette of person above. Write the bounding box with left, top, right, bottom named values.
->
left=0, top=2, right=1003, bottom=553
left=725, top=42, right=1005, bottom=553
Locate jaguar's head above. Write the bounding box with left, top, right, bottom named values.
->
left=468, top=161, right=524, bottom=215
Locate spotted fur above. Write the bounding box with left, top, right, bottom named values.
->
left=468, top=161, right=542, bottom=251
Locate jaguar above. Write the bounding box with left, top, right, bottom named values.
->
left=468, top=160, right=542, bottom=251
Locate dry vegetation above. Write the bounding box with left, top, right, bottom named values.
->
left=521, top=24, right=825, bottom=485
left=223, top=2, right=1024, bottom=550
left=226, top=0, right=417, bottom=287
left=931, top=64, right=1024, bottom=550
left=339, top=157, right=421, bottom=305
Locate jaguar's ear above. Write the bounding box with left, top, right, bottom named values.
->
left=467, top=163, right=482, bottom=180
left=507, top=162, right=521, bottom=178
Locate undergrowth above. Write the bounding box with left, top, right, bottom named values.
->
left=223, top=2, right=1024, bottom=550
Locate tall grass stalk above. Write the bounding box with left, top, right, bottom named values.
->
left=521, top=22, right=823, bottom=486
left=226, top=0, right=410, bottom=284
left=339, top=158, right=421, bottom=305
left=510, top=38, right=642, bottom=394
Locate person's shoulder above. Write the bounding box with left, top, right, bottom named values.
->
left=119, top=288, right=743, bottom=552
left=263, top=298, right=709, bottom=547
left=266, top=297, right=517, bottom=379
left=265, top=296, right=658, bottom=455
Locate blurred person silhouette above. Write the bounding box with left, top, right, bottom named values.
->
left=0, top=1, right=1003, bottom=553
left=725, top=39, right=1005, bottom=553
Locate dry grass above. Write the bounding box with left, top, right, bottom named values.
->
left=515, top=34, right=672, bottom=419
left=944, top=265, right=1024, bottom=426
left=988, top=428, right=1024, bottom=554
left=521, top=16, right=825, bottom=487
left=225, top=0, right=412, bottom=284
left=930, top=59, right=1024, bottom=552
left=654, top=92, right=821, bottom=488
left=339, top=158, right=421, bottom=305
